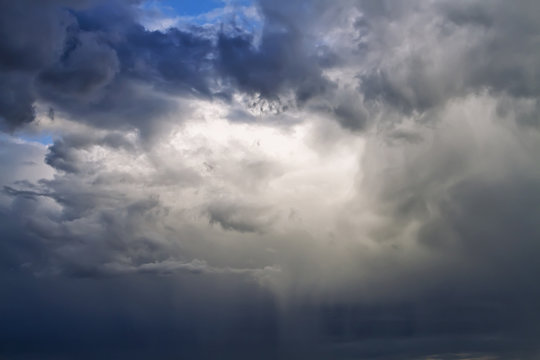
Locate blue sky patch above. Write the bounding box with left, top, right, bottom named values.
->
left=17, top=133, right=54, bottom=146
left=161, top=0, right=224, bottom=16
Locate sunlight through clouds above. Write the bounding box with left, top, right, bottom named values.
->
left=1, top=0, right=540, bottom=359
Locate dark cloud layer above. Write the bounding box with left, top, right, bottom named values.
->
left=0, top=0, right=335, bottom=134
left=2, top=0, right=540, bottom=359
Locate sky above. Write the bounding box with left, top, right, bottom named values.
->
left=160, top=0, right=225, bottom=16
left=1, top=0, right=540, bottom=359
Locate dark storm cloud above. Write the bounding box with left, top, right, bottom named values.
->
left=2, top=0, right=538, bottom=133
left=0, top=1, right=199, bottom=131
left=2, top=0, right=540, bottom=359
left=216, top=26, right=333, bottom=104
left=0, top=0, right=338, bottom=133
left=33, top=2, right=217, bottom=135
left=0, top=0, right=74, bottom=130
left=0, top=73, right=36, bottom=130
left=38, top=32, right=120, bottom=99
left=0, top=0, right=70, bottom=72
left=214, top=0, right=345, bottom=104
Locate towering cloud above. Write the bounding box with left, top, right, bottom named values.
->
left=1, top=0, right=540, bottom=359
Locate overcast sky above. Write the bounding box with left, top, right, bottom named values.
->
left=1, top=0, right=540, bottom=359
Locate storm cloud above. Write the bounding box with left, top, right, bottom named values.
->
left=2, top=0, right=540, bottom=359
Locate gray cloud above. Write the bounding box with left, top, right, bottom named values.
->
left=0, top=73, right=36, bottom=131
left=0, top=0, right=335, bottom=134
left=206, top=201, right=276, bottom=233
left=356, top=0, right=540, bottom=121
left=2, top=1, right=540, bottom=359
left=38, top=32, right=120, bottom=99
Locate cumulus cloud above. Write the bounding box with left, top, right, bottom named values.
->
left=1, top=0, right=540, bottom=359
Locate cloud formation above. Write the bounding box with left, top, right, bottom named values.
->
left=1, top=0, right=540, bottom=359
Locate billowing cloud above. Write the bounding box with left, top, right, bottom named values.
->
left=1, top=1, right=540, bottom=359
